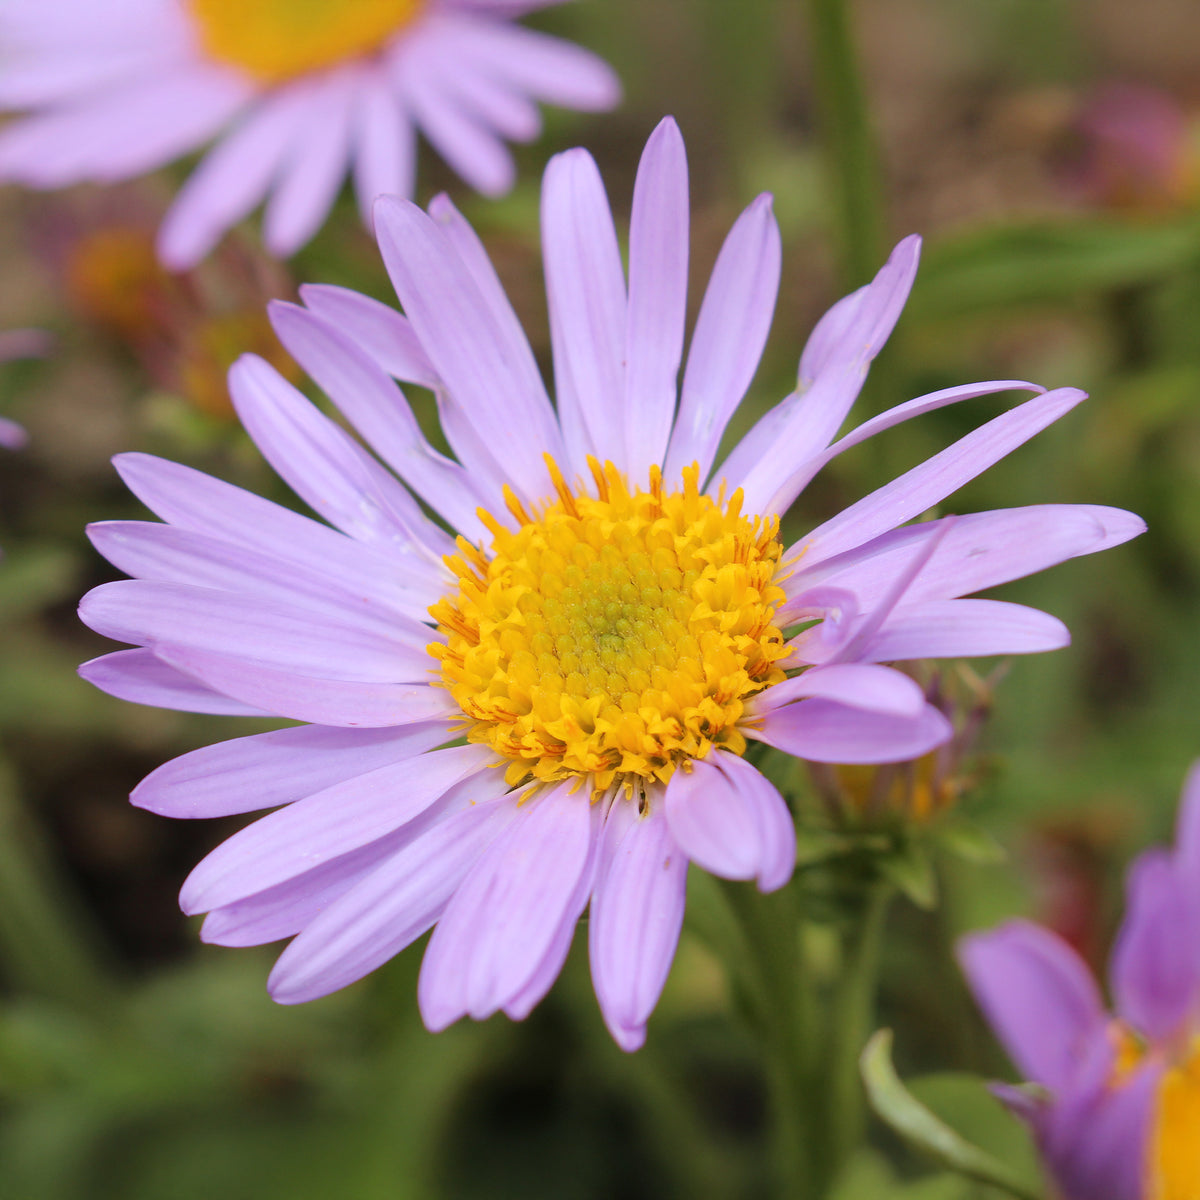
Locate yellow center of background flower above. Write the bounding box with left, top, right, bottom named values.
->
left=430, top=460, right=790, bottom=794
left=1151, top=1037, right=1200, bottom=1200
left=187, top=0, right=423, bottom=85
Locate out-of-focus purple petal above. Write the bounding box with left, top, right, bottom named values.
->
left=157, top=85, right=305, bottom=270
left=0, top=417, right=28, bottom=450
left=589, top=801, right=687, bottom=1052
left=1040, top=1057, right=1160, bottom=1200
left=749, top=699, right=952, bottom=765
left=351, top=67, right=415, bottom=225
left=623, top=116, right=688, bottom=483
left=132, top=721, right=452, bottom=819
left=1173, top=759, right=1200, bottom=881
left=430, top=14, right=620, bottom=111
left=1110, top=849, right=1198, bottom=1042
left=665, top=195, right=781, bottom=485
left=958, top=921, right=1109, bottom=1091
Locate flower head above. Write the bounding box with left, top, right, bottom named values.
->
left=79, top=118, right=1143, bottom=1050
left=960, top=764, right=1200, bottom=1200
left=0, top=0, right=619, bottom=267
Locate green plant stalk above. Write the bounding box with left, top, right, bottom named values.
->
left=806, top=0, right=885, bottom=289
left=821, top=880, right=893, bottom=1190
left=719, top=878, right=817, bottom=1200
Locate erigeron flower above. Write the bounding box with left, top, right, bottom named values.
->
left=960, top=764, right=1200, bottom=1200
left=78, top=118, right=1143, bottom=1050
left=0, top=0, right=618, bottom=267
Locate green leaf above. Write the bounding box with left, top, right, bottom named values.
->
left=876, top=839, right=938, bottom=909
left=934, top=819, right=1007, bottom=866
left=860, top=1031, right=1045, bottom=1200
left=910, top=218, right=1200, bottom=319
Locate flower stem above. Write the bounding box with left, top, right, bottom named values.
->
left=822, top=880, right=893, bottom=1187
left=806, top=0, right=886, bottom=288
left=718, top=878, right=816, bottom=1200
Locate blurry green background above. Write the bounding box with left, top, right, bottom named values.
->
left=2, top=0, right=1199, bottom=1195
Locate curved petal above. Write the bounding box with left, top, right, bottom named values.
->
left=80, top=579, right=436, bottom=683
left=665, top=194, right=781, bottom=485
left=110, top=452, right=442, bottom=621
left=228, top=354, right=452, bottom=560
left=958, top=920, right=1109, bottom=1091
left=801, top=387, right=1089, bottom=564
left=623, top=116, right=688, bottom=483
left=77, top=647, right=268, bottom=717
left=268, top=789, right=517, bottom=1004
left=541, top=146, right=628, bottom=469
left=374, top=194, right=562, bottom=503
left=752, top=663, right=925, bottom=718
left=267, top=301, right=491, bottom=538
left=179, top=744, right=496, bottom=914
left=1110, top=849, right=1198, bottom=1043
left=418, top=780, right=597, bottom=1029
left=749, top=699, right=952, bottom=764
left=132, top=721, right=452, bottom=819
left=153, top=644, right=455, bottom=728
left=663, top=752, right=794, bottom=890
left=856, top=599, right=1071, bottom=662
left=298, top=284, right=439, bottom=388
left=589, top=801, right=687, bottom=1052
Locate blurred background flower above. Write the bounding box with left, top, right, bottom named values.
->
left=0, top=0, right=619, bottom=266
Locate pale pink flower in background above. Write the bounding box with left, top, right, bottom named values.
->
left=78, top=119, right=1143, bottom=1050
left=0, top=0, right=619, bottom=268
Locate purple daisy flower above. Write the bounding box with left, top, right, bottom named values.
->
left=0, top=0, right=619, bottom=268
left=79, top=118, right=1142, bottom=1050
left=960, top=764, right=1200, bottom=1200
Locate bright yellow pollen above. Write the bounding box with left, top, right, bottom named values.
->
left=187, top=0, right=423, bottom=86
left=429, top=459, right=790, bottom=794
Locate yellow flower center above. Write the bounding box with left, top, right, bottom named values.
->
left=430, top=459, right=790, bottom=794
left=187, top=0, right=423, bottom=85
left=1112, top=1025, right=1200, bottom=1199
left=1151, top=1037, right=1200, bottom=1200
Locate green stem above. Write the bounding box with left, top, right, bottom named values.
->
left=806, top=0, right=886, bottom=288
left=822, top=881, right=893, bottom=1191
left=718, top=879, right=814, bottom=1200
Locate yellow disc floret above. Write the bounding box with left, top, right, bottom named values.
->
left=430, top=459, right=790, bottom=793
left=188, top=0, right=423, bottom=86
left=1151, top=1036, right=1200, bottom=1200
